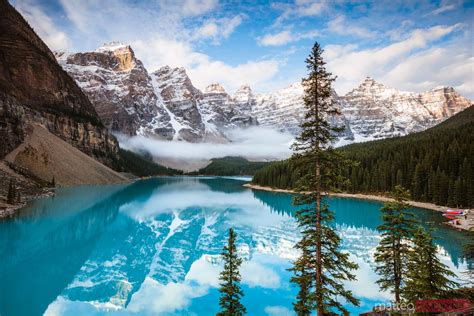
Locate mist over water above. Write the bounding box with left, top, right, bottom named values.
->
left=117, top=127, right=294, bottom=162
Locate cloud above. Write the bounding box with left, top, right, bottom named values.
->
left=132, top=37, right=280, bottom=92
left=427, top=0, right=460, bottom=16
left=273, top=0, right=328, bottom=24
left=51, top=0, right=277, bottom=93
left=382, top=44, right=474, bottom=97
left=327, top=15, right=376, bottom=39
left=265, top=305, right=293, bottom=316
left=324, top=24, right=467, bottom=95
left=127, top=277, right=209, bottom=314
left=195, top=15, right=244, bottom=43
left=258, top=29, right=319, bottom=46
left=181, top=0, right=219, bottom=16
left=118, top=127, right=293, bottom=162
left=241, top=261, right=281, bottom=288
left=13, top=0, right=70, bottom=50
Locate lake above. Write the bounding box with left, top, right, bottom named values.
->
left=0, top=177, right=471, bottom=316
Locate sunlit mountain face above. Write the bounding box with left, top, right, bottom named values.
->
left=0, top=177, right=471, bottom=316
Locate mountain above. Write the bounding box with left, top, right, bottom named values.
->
left=56, top=43, right=173, bottom=138
left=251, top=77, right=471, bottom=143
left=251, top=105, right=474, bottom=208
left=339, top=77, right=471, bottom=141
left=57, top=43, right=471, bottom=145
left=0, top=0, right=119, bottom=165
left=58, top=45, right=257, bottom=142
left=5, top=125, right=127, bottom=186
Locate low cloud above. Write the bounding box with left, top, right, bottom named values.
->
left=118, top=127, right=294, bottom=162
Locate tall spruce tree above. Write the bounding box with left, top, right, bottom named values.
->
left=403, top=226, right=458, bottom=301
left=289, top=42, right=359, bottom=315
left=374, top=185, right=417, bottom=303
left=217, top=228, right=246, bottom=316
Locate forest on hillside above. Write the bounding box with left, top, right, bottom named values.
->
left=190, top=156, right=269, bottom=176
left=252, top=106, right=474, bottom=208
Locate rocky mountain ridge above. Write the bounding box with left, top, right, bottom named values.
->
left=58, top=44, right=256, bottom=142
left=57, top=43, right=472, bottom=144
left=0, top=0, right=119, bottom=166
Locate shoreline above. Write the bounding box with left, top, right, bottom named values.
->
left=243, top=183, right=473, bottom=232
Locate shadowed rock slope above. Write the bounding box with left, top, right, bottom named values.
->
left=5, top=125, right=127, bottom=186
left=0, top=0, right=119, bottom=165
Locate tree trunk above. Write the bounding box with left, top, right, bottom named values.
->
left=314, top=75, right=323, bottom=316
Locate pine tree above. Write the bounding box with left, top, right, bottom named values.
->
left=403, top=226, right=458, bottom=301
left=217, top=228, right=246, bottom=316
left=289, top=42, right=359, bottom=315
left=374, top=185, right=418, bottom=303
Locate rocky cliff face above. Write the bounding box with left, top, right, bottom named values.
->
left=57, top=43, right=471, bottom=145
left=60, top=45, right=257, bottom=142
left=0, top=0, right=119, bottom=165
left=251, top=78, right=471, bottom=143
left=57, top=43, right=172, bottom=138
left=339, top=77, right=472, bottom=140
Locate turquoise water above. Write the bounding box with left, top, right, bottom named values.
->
left=0, top=177, right=471, bottom=316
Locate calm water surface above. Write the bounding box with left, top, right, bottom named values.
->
left=0, top=177, right=472, bottom=316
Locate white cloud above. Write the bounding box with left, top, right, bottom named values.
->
left=273, top=0, right=328, bottom=24
left=195, top=15, right=243, bottom=43
left=260, top=31, right=293, bottom=46
left=259, top=30, right=319, bottom=46
left=327, top=15, right=376, bottom=39
left=325, top=24, right=467, bottom=96
left=189, top=58, right=280, bottom=92
left=382, top=44, right=474, bottom=97
left=182, top=0, right=219, bottom=16
left=265, top=305, right=293, bottom=316
left=132, top=37, right=280, bottom=92
left=241, top=261, right=281, bottom=288
left=13, top=0, right=70, bottom=50
left=427, top=0, right=460, bottom=16
left=53, top=0, right=276, bottom=93
left=127, top=277, right=209, bottom=314
left=119, top=126, right=293, bottom=162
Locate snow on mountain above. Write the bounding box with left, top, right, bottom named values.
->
left=251, top=77, right=471, bottom=142
left=57, top=43, right=472, bottom=146
left=340, top=77, right=472, bottom=140
left=56, top=43, right=172, bottom=137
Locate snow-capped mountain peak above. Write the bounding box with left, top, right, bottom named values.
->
left=56, top=43, right=472, bottom=145
left=205, top=83, right=227, bottom=94
left=96, top=41, right=129, bottom=53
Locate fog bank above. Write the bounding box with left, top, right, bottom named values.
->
left=117, top=127, right=294, bottom=164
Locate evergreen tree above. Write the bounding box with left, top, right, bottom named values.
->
left=290, top=42, right=359, bottom=315
left=290, top=240, right=313, bottom=316
left=404, top=226, right=458, bottom=301
left=374, top=186, right=418, bottom=303
left=217, top=228, right=246, bottom=316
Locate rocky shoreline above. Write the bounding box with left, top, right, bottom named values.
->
left=243, top=183, right=473, bottom=232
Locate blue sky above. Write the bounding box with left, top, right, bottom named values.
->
left=12, top=0, right=473, bottom=97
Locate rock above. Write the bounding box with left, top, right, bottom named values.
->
left=59, top=43, right=173, bottom=138
left=0, top=0, right=119, bottom=167
left=56, top=42, right=471, bottom=145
